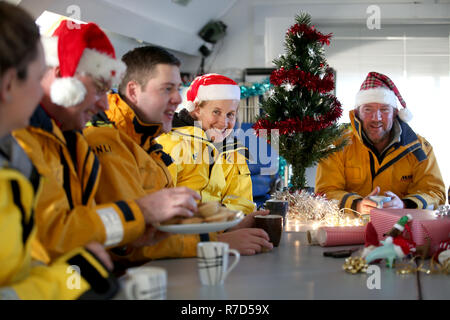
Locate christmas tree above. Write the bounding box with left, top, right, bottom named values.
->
left=253, top=12, right=348, bottom=191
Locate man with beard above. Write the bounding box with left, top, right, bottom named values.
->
left=315, top=72, right=445, bottom=216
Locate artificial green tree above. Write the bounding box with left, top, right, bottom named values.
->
left=253, top=13, right=348, bottom=191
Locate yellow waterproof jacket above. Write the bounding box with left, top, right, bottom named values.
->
left=12, top=106, right=145, bottom=261
left=157, top=109, right=255, bottom=214
left=83, top=93, right=217, bottom=262
left=315, top=110, right=445, bottom=211
left=0, top=135, right=117, bottom=299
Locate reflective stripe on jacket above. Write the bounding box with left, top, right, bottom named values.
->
left=315, top=110, right=445, bottom=211
left=12, top=106, right=144, bottom=260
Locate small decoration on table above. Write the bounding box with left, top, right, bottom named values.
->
left=365, top=215, right=431, bottom=268
left=342, top=257, right=369, bottom=274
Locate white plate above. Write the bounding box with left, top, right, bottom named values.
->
left=155, top=212, right=244, bottom=234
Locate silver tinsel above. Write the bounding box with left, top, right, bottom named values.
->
left=272, top=190, right=364, bottom=226
left=435, top=205, right=450, bottom=217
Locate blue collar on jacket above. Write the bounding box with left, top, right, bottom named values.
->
left=29, top=105, right=54, bottom=133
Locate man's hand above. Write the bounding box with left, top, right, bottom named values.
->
left=217, top=228, right=273, bottom=255
left=382, top=191, right=405, bottom=209
left=85, top=242, right=114, bottom=271
left=227, top=210, right=270, bottom=231
left=136, top=187, right=200, bottom=224
left=129, top=226, right=170, bottom=248
left=356, top=186, right=380, bottom=215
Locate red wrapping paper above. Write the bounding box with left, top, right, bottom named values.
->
left=370, top=208, right=450, bottom=255
left=317, top=226, right=366, bottom=247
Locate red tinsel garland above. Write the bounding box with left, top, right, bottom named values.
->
left=252, top=96, right=343, bottom=135
left=287, top=23, right=332, bottom=46
left=270, top=67, right=334, bottom=94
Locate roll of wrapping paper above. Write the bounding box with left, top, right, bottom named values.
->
left=317, top=226, right=366, bottom=247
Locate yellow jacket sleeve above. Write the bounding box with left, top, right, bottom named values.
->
left=222, top=160, right=256, bottom=214
left=3, top=247, right=118, bottom=300
left=401, top=137, right=446, bottom=208
left=315, top=144, right=362, bottom=210
left=0, top=169, right=118, bottom=300
left=114, top=233, right=219, bottom=263
left=13, top=127, right=145, bottom=261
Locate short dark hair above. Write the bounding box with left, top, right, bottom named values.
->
left=119, top=45, right=181, bottom=95
left=0, top=2, right=40, bottom=81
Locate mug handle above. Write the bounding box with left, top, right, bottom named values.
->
left=124, top=279, right=136, bottom=300
left=223, top=249, right=240, bottom=280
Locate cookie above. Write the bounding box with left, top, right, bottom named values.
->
left=180, top=217, right=204, bottom=224
left=198, top=201, right=220, bottom=218
left=161, top=217, right=183, bottom=225
left=217, top=207, right=237, bottom=221
left=204, top=212, right=228, bottom=223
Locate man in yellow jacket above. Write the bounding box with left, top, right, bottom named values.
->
left=12, top=21, right=197, bottom=262
left=84, top=46, right=273, bottom=260
left=315, top=72, right=445, bottom=215
left=1, top=3, right=117, bottom=299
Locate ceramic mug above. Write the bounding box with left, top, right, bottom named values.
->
left=124, top=266, right=167, bottom=300
left=197, top=242, right=240, bottom=286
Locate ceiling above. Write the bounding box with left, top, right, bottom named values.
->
left=18, top=0, right=450, bottom=56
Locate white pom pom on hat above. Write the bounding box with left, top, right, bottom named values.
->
left=184, top=73, right=241, bottom=112
left=41, top=20, right=126, bottom=108
left=355, top=71, right=412, bottom=122
left=50, top=77, right=87, bottom=107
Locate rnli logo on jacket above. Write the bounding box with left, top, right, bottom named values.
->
left=401, top=174, right=413, bottom=182
left=93, top=144, right=112, bottom=155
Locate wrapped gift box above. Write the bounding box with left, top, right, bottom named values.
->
left=370, top=208, right=450, bottom=256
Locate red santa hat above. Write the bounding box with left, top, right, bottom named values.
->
left=185, top=73, right=241, bottom=112
left=355, top=72, right=412, bottom=122
left=41, top=20, right=126, bottom=107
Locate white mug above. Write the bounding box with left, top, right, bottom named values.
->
left=124, top=266, right=167, bottom=300
left=197, top=242, right=240, bottom=286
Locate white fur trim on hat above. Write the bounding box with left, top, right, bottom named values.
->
left=394, top=223, right=405, bottom=232
left=77, top=48, right=126, bottom=86
left=196, top=84, right=241, bottom=103
left=185, top=101, right=196, bottom=112
left=355, top=87, right=398, bottom=108
left=50, top=77, right=87, bottom=107
left=41, top=36, right=59, bottom=67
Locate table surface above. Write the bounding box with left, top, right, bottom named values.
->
left=134, top=232, right=449, bottom=300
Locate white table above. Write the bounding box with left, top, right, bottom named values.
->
left=139, top=232, right=448, bottom=300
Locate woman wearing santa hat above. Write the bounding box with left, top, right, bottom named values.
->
left=157, top=73, right=274, bottom=254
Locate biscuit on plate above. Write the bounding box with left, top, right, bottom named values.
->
left=198, top=201, right=220, bottom=217
left=204, top=212, right=228, bottom=223
left=180, top=217, right=204, bottom=224
left=161, top=217, right=183, bottom=225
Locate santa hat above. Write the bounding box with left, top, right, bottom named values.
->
left=393, top=214, right=413, bottom=232
left=41, top=20, right=126, bottom=107
left=184, top=73, right=241, bottom=112
left=355, top=72, right=412, bottom=122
